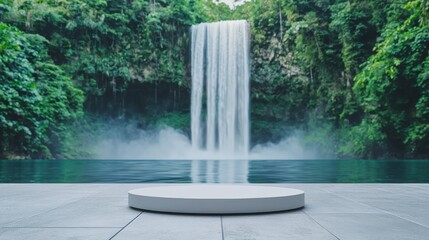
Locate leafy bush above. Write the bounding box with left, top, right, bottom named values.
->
left=0, top=23, right=83, bottom=158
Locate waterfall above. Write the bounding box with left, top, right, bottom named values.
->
left=191, top=20, right=250, bottom=157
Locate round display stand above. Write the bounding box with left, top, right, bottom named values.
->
left=128, top=185, right=305, bottom=214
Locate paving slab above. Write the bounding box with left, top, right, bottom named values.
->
left=267, top=184, right=330, bottom=194
left=0, top=194, right=84, bottom=226
left=373, top=184, right=429, bottom=201
left=410, top=184, right=429, bottom=189
left=0, top=227, right=119, bottom=240
left=327, top=187, right=413, bottom=203
left=322, top=184, right=383, bottom=194
left=222, top=211, right=338, bottom=240
left=112, top=212, right=222, bottom=240
left=6, top=197, right=140, bottom=228
left=355, top=198, right=429, bottom=228
left=95, top=184, right=164, bottom=197
left=303, top=193, right=381, bottom=214
left=307, top=185, right=429, bottom=229
left=311, top=213, right=429, bottom=240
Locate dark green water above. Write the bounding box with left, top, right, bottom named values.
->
left=1, top=160, right=428, bottom=183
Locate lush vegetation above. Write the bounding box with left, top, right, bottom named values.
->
left=0, top=0, right=428, bottom=159
left=0, top=22, right=83, bottom=158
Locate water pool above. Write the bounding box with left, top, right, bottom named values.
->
left=1, top=159, right=428, bottom=183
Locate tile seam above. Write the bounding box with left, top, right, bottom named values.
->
left=220, top=216, right=225, bottom=240
left=327, top=191, right=429, bottom=229
left=109, top=211, right=143, bottom=240
left=302, top=210, right=341, bottom=240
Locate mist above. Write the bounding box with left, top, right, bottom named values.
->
left=95, top=125, right=323, bottom=160
left=96, top=126, right=192, bottom=159
left=250, top=136, right=319, bottom=160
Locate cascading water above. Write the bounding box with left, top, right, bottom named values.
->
left=191, top=20, right=250, bottom=158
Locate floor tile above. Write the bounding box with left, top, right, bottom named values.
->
left=361, top=198, right=429, bottom=228
left=6, top=197, right=140, bottom=228
left=312, top=213, right=429, bottom=240
left=303, top=193, right=381, bottom=214
left=0, top=227, right=119, bottom=240
left=112, top=212, right=222, bottom=240
left=223, top=211, right=338, bottom=240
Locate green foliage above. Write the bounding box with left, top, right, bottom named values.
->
left=330, top=1, right=378, bottom=77
left=251, top=62, right=309, bottom=142
left=1, top=0, right=197, bottom=115
left=422, top=0, right=429, bottom=25
left=338, top=118, right=387, bottom=158
left=0, top=23, right=83, bottom=158
left=154, top=111, right=190, bottom=130
left=193, top=0, right=235, bottom=22
left=354, top=0, right=429, bottom=156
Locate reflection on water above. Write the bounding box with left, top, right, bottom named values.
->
left=1, top=159, right=429, bottom=183
left=191, top=160, right=248, bottom=183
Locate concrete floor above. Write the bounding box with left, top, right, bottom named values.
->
left=1, top=184, right=428, bottom=240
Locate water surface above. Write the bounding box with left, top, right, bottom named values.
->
left=1, top=159, right=429, bottom=183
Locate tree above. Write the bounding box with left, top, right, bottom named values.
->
left=0, top=23, right=83, bottom=158
left=354, top=0, right=429, bottom=156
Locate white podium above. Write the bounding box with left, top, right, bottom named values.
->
left=129, top=185, right=305, bottom=214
